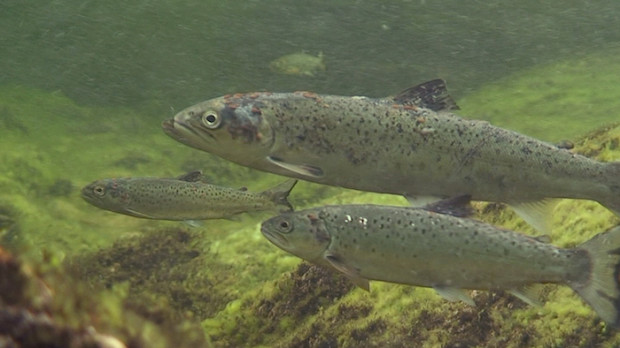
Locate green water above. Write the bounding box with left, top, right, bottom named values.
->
left=1, top=1, right=620, bottom=347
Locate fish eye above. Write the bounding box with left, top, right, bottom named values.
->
left=277, top=219, right=293, bottom=233
left=201, top=111, right=221, bottom=129
left=93, top=185, right=106, bottom=196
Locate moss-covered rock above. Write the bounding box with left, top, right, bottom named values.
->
left=0, top=246, right=210, bottom=347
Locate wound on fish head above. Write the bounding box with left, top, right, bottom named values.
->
left=163, top=96, right=275, bottom=161
left=261, top=210, right=331, bottom=262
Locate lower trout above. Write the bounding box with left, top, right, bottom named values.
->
left=260, top=197, right=620, bottom=327
left=81, top=171, right=297, bottom=220
left=162, top=80, right=620, bottom=232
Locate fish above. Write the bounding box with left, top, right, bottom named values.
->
left=81, top=171, right=297, bottom=221
left=161, top=79, right=620, bottom=233
left=260, top=196, right=620, bottom=327
left=269, top=52, right=326, bottom=77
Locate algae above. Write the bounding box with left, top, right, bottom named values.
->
left=69, top=228, right=236, bottom=320
left=458, top=47, right=620, bottom=143
left=0, top=246, right=210, bottom=347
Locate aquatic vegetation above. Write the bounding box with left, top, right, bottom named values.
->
left=459, top=48, right=620, bottom=143
left=48, top=178, right=74, bottom=197
left=0, top=246, right=210, bottom=347
left=69, top=228, right=236, bottom=321
left=269, top=52, right=326, bottom=77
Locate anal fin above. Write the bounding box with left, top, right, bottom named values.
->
left=508, top=285, right=543, bottom=307
left=509, top=199, right=558, bottom=234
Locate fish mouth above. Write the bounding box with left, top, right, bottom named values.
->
left=80, top=188, right=92, bottom=202
left=162, top=117, right=216, bottom=149
left=80, top=184, right=100, bottom=205
left=261, top=225, right=289, bottom=248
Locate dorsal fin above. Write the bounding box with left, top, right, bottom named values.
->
left=176, top=170, right=205, bottom=182
left=422, top=195, right=473, bottom=217
left=393, top=79, right=459, bottom=111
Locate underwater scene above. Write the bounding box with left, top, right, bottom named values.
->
left=2, top=1, right=620, bottom=347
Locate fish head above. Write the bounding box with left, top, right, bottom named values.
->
left=261, top=210, right=331, bottom=262
left=162, top=95, right=275, bottom=165
left=81, top=179, right=131, bottom=214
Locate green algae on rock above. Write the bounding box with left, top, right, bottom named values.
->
left=458, top=48, right=620, bottom=143
left=0, top=246, right=211, bottom=348
left=69, top=228, right=237, bottom=321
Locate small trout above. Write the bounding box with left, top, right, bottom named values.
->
left=81, top=171, right=297, bottom=220
left=261, top=197, right=620, bottom=327
left=162, top=80, right=620, bottom=232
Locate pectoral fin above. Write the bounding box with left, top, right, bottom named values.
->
left=124, top=208, right=157, bottom=219
left=433, top=286, right=475, bottom=306
left=267, top=156, right=324, bottom=178
left=324, top=251, right=370, bottom=291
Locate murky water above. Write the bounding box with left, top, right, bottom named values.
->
left=1, top=1, right=620, bottom=347
left=2, top=1, right=619, bottom=106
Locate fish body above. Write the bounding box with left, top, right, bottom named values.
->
left=162, top=80, right=620, bottom=231
left=260, top=200, right=620, bottom=327
left=81, top=171, right=296, bottom=220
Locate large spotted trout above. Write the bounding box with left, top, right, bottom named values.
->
left=260, top=197, right=620, bottom=327
left=162, top=80, right=620, bottom=232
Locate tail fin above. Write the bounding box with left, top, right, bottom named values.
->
left=600, top=162, right=620, bottom=217
left=262, top=179, right=297, bottom=212
left=571, top=225, right=620, bottom=327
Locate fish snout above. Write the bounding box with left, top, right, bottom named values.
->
left=260, top=223, right=289, bottom=248
left=161, top=118, right=175, bottom=133
left=80, top=182, right=105, bottom=205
